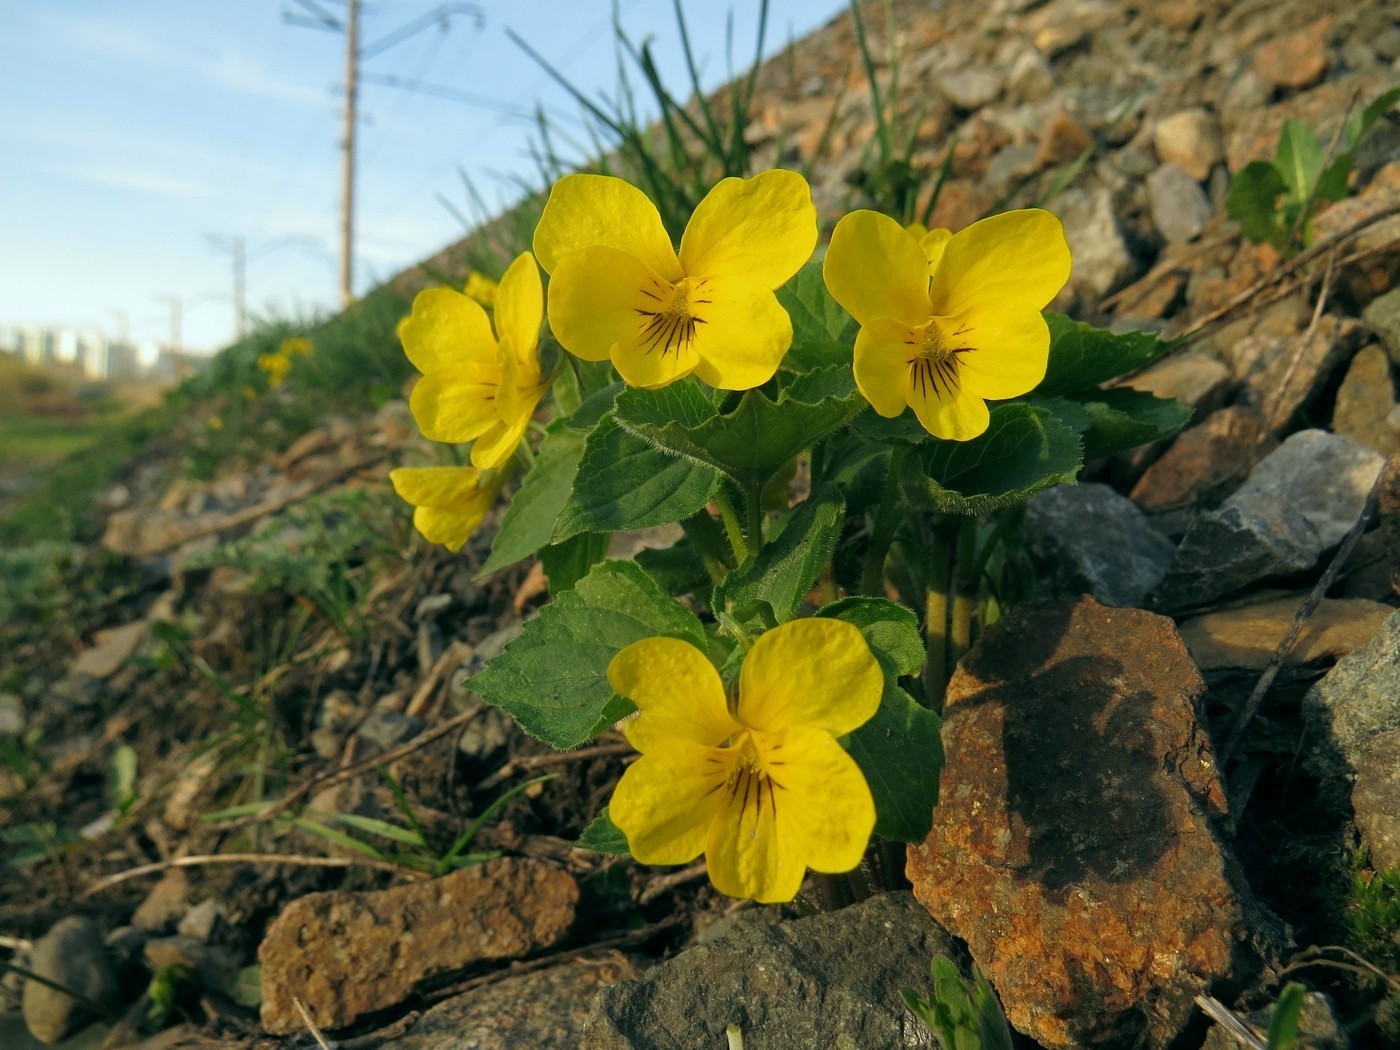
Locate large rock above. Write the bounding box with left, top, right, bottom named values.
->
left=384, top=957, right=635, bottom=1049
left=1179, top=596, right=1395, bottom=671
left=1130, top=406, right=1272, bottom=521
left=908, top=597, right=1272, bottom=1049
left=1147, top=163, right=1214, bottom=243
left=1024, top=484, right=1176, bottom=608
left=258, top=858, right=578, bottom=1034
left=1302, top=610, right=1400, bottom=869
left=583, top=892, right=949, bottom=1049
left=1154, top=430, right=1387, bottom=610
left=21, top=917, right=121, bottom=1045
left=1057, top=188, right=1138, bottom=298
left=1332, top=343, right=1400, bottom=456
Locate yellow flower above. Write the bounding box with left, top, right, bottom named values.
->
left=389, top=465, right=495, bottom=553
left=823, top=209, right=1071, bottom=441
left=463, top=271, right=498, bottom=307
left=280, top=336, right=314, bottom=357
left=607, top=618, right=882, bottom=903
left=257, top=351, right=292, bottom=389
left=400, top=252, right=548, bottom=469
left=532, top=170, right=818, bottom=390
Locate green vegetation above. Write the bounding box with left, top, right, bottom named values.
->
left=903, top=956, right=1013, bottom=1050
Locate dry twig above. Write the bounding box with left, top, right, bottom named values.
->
left=79, top=850, right=424, bottom=899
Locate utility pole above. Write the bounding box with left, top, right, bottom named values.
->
left=283, top=1, right=482, bottom=307
left=341, top=0, right=359, bottom=306
left=233, top=236, right=247, bottom=339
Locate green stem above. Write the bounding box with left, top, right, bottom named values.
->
left=948, top=515, right=980, bottom=667
left=680, top=511, right=729, bottom=585
left=860, top=447, right=909, bottom=596
left=714, top=487, right=748, bottom=563
left=923, top=521, right=954, bottom=712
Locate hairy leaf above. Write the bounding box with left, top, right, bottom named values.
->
left=714, top=490, right=844, bottom=625
left=1037, top=314, right=1178, bottom=396
left=481, top=422, right=586, bottom=576
left=777, top=261, right=859, bottom=373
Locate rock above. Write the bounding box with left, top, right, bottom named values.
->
left=1006, top=48, right=1054, bottom=105
left=1363, top=286, right=1400, bottom=366
left=1034, top=109, right=1092, bottom=170
left=1154, top=430, right=1387, bottom=610
left=1333, top=344, right=1400, bottom=455
left=0, top=692, right=25, bottom=737
left=145, top=936, right=240, bottom=991
left=583, top=892, right=948, bottom=1049
left=1024, top=484, right=1176, bottom=608
left=1252, top=25, right=1330, bottom=90
left=1155, top=0, right=1200, bottom=31
left=69, top=621, right=145, bottom=680
left=354, top=710, right=425, bottom=753
left=908, top=597, right=1270, bottom=1049
left=383, top=957, right=636, bottom=1049
left=258, top=858, right=578, bottom=1034
left=22, top=917, right=121, bottom=1045
left=1122, top=352, right=1231, bottom=414
left=1147, top=163, right=1214, bottom=243
left=1131, top=408, right=1276, bottom=523
left=1179, top=596, right=1395, bottom=671
left=935, top=67, right=1003, bottom=111
left=1302, top=609, right=1400, bottom=869
left=1057, top=187, right=1138, bottom=298
left=1153, top=107, right=1223, bottom=181
left=131, top=869, right=191, bottom=932
left=1225, top=318, right=1366, bottom=429
left=1202, top=990, right=1348, bottom=1050
left=176, top=899, right=225, bottom=942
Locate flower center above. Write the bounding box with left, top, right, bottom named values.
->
left=636, top=276, right=711, bottom=358
left=720, top=730, right=786, bottom=824
left=907, top=316, right=975, bottom=398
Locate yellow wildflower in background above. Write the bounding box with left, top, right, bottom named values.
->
left=463, top=271, right=499, bottom=307
left=389, top=465, right=496, bottom=552
left=400, top=252, right=548, bottom=469
left=532, top=170, right=817, bottom=390
left=824, top=209, right=1071, bottom=441
left=606, top=618, right=882, bottom=903
left=280, top=336, right=314, bottom=357
left=256, top=351, right=292, bottom=389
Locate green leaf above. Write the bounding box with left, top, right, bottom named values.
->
left=1052, top=387, right=1192, bottom=457
left=636, top=538, right=714, bottom=599
left=470, top=560, right=706, bottom=748
left=480, top=423, right=586, bottom=576
left=817, top=597, right=924, bottom=677
left=900, top=404, right=1082, bottom=515
left=1319, top=87, right=1400, bottom=204
left=843, top=682, right=942, bottom=842
left=714, top=491, right=844, bottom=626
left=1036, top=314, right=1178, bottom=396
left=1275, top=119, right=1324, bottom=200
left=576, top=807, right=631, bottom=855
left=613, top=367, right=863, bottom=488
left=1346, top=86, right=1400, bottom=151
left=565, top=380, right=624, bottom=430
left=1227, top=161, right=1290, bottom=248
left=539, top=532, right=610, bottom=593
left=1266, top=982, right=1307, bottom=1050
left=818, top=597, right=940, bottom=843
left=775, top=261, right=858, bottom=373
left=555, top=415, right=722, bottom=539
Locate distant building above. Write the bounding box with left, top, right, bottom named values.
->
left=19, top=327, right=56, bottom=365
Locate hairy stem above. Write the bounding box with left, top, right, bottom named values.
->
left=714, top=486, right=748, bottom=563
left=860, top=447, right=909, bottom=596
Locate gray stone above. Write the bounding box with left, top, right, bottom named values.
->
left=1202, top=990, right=1348, bottom=1050
left=1155, top=431, right=1387, bottom=610
left=1006, top=48, right=1054, bottom=105
left=131, top=869, right=191, bottom=932
left=583, top=892, right=947, bottom=1049
left=1303, top=610, right=1400, bottom=869
left=1363, top=286, right=1400, bottom=366
left=176, top=899, right=225, bottom=942
left=1153, top=107, right=1223, bottom=182
left=21, top=917, right=120, bottom=1045
left=1057, top=188, right=1138, bottom=297
left=1025, top=484, right=1176, bottom=608
left=355, top=710, right=425, bottom=752
left=935, top=67, right=1003, bottom=111
left=69, top=621, right=145, bottom=681
left=1332, top=344, right=1400, bottom=456
left=1147, top=163, right=1214, bottom=243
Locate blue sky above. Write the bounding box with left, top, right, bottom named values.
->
left=0, top=1, right=845, bottom=352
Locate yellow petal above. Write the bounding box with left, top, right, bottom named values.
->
left=412, top=503, right=486, bottom=553
left=737, top=619, right=882, bottom=737
left=409, top=366, right=501, bottom=443
left=389, top=465, right=483, bottom=508
left=704, top=759, right=802, bottom=903
left=678, top=169, right=817, bottom=289
left=762, top=725, right=875, bottom=874
left=532, top=174, right=681, bottom=282
left=610, top=740, right=729, bottom=865
left=929, top=208, right=1071, bottom=316
left=951, top=307, right=1050, bottom=400
left=688, top=277, right=793, bottom=391
left=823, top=210, right=931, bottom=328
left=919, top=227, right=953, bottom=275
left=400, top=288, right=496, bottom=374
left=547, top=245, right=667, bottom=364
left=608, top=637, right=739, bottom=750
left=492, top=252, right=543, bottom=365
left=852, top=318, right=920, bottom=418
left=908, top=370, right=990, bottom=441
left=470, top=417, right=527, bottom=470
left=611, top=332, right=701, bottom=390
